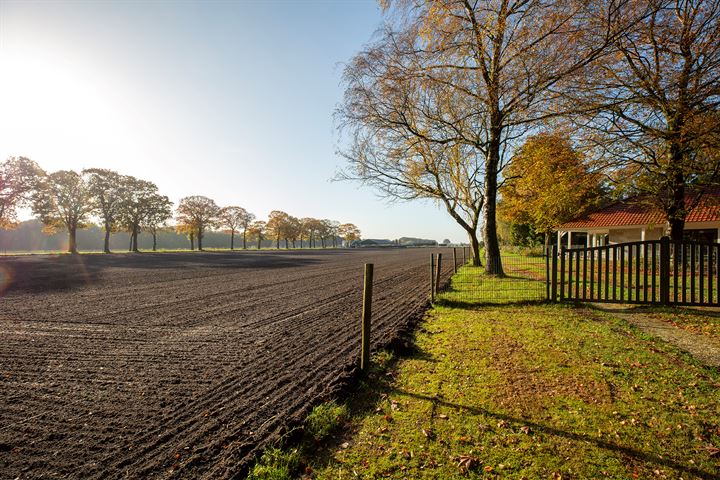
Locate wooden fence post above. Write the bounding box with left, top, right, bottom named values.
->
left=361, top=263, right=373, bottom=371
left=453, top=248, right=458, bottom=273
left=660, top=236, right=670, bottom=305
left=551, top=245, right=558, bottom=301
left=430, top=254, right=435, bottom=303
left=435, top=253, right=443, bottom=294
left=462, top=246, right=466, bottom=265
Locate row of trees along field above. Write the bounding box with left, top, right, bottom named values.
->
left=0, top=158, right=361, bottom=253
left=338, top=0, right=720, bottom=274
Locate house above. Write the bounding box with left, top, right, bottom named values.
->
left=556, top=189, right=720, bottom=249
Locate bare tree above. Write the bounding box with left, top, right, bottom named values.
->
left=176, top=196, right=220, bottom=251
left=238, top=209, right=256, bottom=249
left=285, top=215, right=301, bottom=248
left=1, top=157, right=44, bottom=229
left=175, top=222, right=196, bottom=251
left=218, top=206, right=251, bottom=250
left=119, top=177, right=164, bottom=253
left=247, top=220, right=267, bottom=249
left=326, top=220, right=341, bottom=248
left=267, top=210, right=290, bottom=249
left=32, top=170, right=94, bottom=254
left=143, top=195, right=173, bottom=251
left=338, top=223, right=361, bottom=246
left=567, top=0, right=720, bottom=240
left=340, top=0, right=629, bottom=273
left=84, top=168, right=127, bottom=253
left=301, top=217, right=322, bottom=248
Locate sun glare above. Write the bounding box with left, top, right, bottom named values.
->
left=0, top=45, right=137, bottom=171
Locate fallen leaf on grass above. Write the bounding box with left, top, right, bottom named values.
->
left=704, top=445, right=720, bottom=457
left=421, top=428, right=435, bottom=440
left=456, top=455, right=479, bottom=473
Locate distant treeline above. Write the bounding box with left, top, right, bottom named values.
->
left=0, top=157, right=361, bottom=253
left=0, top=220, right=344, bottom=253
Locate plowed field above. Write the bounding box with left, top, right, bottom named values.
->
left=0, top=248, right=452, bottom=479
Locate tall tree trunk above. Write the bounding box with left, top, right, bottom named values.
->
left=132, top=225, right=139, bottom=253
left=230, top=230, right=235, bottom=250
left=152, top=231, right=157, bottom=251
left=668, top=168, right=686, bottom=242
left=198, top=228, right=203, bottom=251
left=285, top=238, right=289, bottom=249
left=468, top=230, right=481, bottom=267
left=103, top=223, right=111, bottom=253
left=276, top=236, right=280, bottom=249
left=129, top=234, right=133, bottom=252
left=190, top=232, right=195, bottom=251
left=483, top=132, right=504, bottom=275
left=242, top=230, right=247, bottom=249
left=257, top=237, right=261, bottom=249
left=68, top=224, right=78, bottom=254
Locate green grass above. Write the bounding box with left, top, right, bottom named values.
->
left=247, top=447, right=302, bottom=480
left=307, top=277, right=720, bottom=479
left=440, top=254, right=548, bottom=304
left=246, top=400, right=353, bottom=479
left=307, top=401, right=348, bottom=442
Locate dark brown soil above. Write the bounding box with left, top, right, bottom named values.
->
left=0, top=248, right=452, bottom=479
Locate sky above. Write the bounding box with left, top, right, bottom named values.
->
left=0, top=0, right=466, bottom=243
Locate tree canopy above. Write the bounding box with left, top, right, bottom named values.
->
left=499, top=132, right=603, bottom=248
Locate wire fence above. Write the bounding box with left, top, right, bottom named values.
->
left=432, top=248, right=549, bottom=305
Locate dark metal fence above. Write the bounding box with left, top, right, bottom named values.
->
left=432, top=248, right=548, bottom=304
left=552, top=237, right=720, bottom=306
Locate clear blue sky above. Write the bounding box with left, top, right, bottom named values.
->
left=0, top=0, right=466, bottom=243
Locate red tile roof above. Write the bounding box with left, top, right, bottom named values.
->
left=560, top=188, right=720, bottom=229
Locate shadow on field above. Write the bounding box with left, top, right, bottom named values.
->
left=0, top=250, right=328, bottom=294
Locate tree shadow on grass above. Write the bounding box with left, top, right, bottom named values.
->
left=393, top=389, right=718, bottom=480
left=433, top=298, right=550, bottom=309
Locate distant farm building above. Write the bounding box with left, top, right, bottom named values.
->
left=351, top=239, right=396, bottom=248
left=557, top=189, right=720, bottom=248
left=397, top=237, right=438, bottom=247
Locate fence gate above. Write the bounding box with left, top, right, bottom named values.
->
left=550, top=237, right=720, bottom=306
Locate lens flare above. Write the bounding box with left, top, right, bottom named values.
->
left=0, top=265, right=14, bottom=295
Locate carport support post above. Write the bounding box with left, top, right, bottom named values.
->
left=360, top=263, right=373, bottom=371
left=430, top=254, right=435, bottom=303
left=435, top=253, right=443, bottom=294
left=453, top=248, right=458, bottom=273
left=660, top=236, right=670, bottom=305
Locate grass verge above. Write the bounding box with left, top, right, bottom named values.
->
left=248, top=260, right=720, bottom=479
left=303, top=287, right=720, bottom=478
